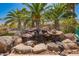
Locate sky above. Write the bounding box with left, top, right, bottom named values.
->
left=0, top=3, right=79, bottom=23
left=75, top=4, right=79, bottom=19
left=0, top=3, right=27, bottom=23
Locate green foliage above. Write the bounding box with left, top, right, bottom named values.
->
left=45, top=4, right=73, bottom=30
left=61, top=18, right=78, bottom=33
left=23, top=3, right=50, bottom=28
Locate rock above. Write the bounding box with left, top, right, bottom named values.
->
left=47, top=42, right=60, bottom=51
left=13, top=36, right=22, bottom=46
left=50, top=30, right=64, bottom=41
left=56, top=31, right=64, bottom=40
left=12, top=43, right=33, bottom=54
left=67, top=50, right=72, bottom=54
left=62, top=39, right=73, bottom=43
left=33, top=43, right=47, bottom=54
left=62, top=39, right=78, bottom=49
left=0, top=36, right=15, bottom=53
left=22, top=33, right=34, bottom=42
left=22, top=33, right=33, bottom=38
left=63, top=43, right=69, bottom=50
left=24, top=40, right=36, bottom=47
left=64, top=33, right=76, bottom=41
left=67, top=43, right=78, bottom=49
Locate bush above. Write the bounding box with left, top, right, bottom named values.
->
left=0, top=27, right=8, bottom=35
left=0, top=27, right=15, bottom=36
left=60, top=18, right=78, bottom=33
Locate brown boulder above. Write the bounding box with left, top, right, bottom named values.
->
left=12, top=43, right=33, bottom=54
left=67, top=43, right=78, bottom=49
left=0, top=36, right=15, bottom=53
left=62, top=39, right=78, bottom=49
left=64, top=33, right=76, bottom=41
left=33, top=43, right=47, bottom=54
left=47, top=42, right=60, bottom=51
left=13, top=36, right=22, bottom=45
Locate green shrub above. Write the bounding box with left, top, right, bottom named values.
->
left=60, top=18, right=78, bottom=33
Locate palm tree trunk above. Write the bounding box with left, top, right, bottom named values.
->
left=35, top=19, right=41, bottom=42
left=54, top=19, right=60, bottom=30
left=32, top=20, right=35, bottom=27
left=17, top=20, right=22, bottom=36
left=36, top=20, right=40, bottom=30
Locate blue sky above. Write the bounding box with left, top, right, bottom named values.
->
left=0, top=3, right=27, bottom=23
left=0, top=3, right=79, bottom=23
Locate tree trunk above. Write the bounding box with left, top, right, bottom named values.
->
left=54, top=19, right=60, bottom=30
left=36, top=20, right=40, bottom=30
left=35, top=20, right=42, bottom=42
left=32, top=20, right=35, bottom=27
left=17, top=20, right=22, bottom=36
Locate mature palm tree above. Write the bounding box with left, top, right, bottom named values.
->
left=5, top=8, right=30, bottom=35
left=23, top=3, right=50, bottom=29
left=45, top=3, right=77, bottom=30
left=45, top=4, right=67, bottom=30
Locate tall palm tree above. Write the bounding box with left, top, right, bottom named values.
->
left=45, top=4, right=67, bottom=30
left=23, top=3, right=50, bottom=30
left=5, top=8, right=30, bottom=35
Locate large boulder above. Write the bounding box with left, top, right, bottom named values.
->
left=64, top=33, right=76, bottom=41
left=47, top=42, right=60, bottom=51
left=12, top=43, right=33, bottom=54
left=62, top=39, right=78, bottom=49
left=49, top=30, right=64, bottom=41
left=33, top=43, right=47, bottom=54
left=0, top=36, right=15, bottom=53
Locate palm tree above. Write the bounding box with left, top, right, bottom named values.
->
left=23, top=3, right=50, bottom=30
left=45, top=3, right=77, bottom=30
left=5, top=8, right=30, bottom=35
left=45, top=4, right=67, bottom=30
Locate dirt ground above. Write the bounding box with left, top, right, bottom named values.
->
left=0, top=50, right=78, bottom=56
